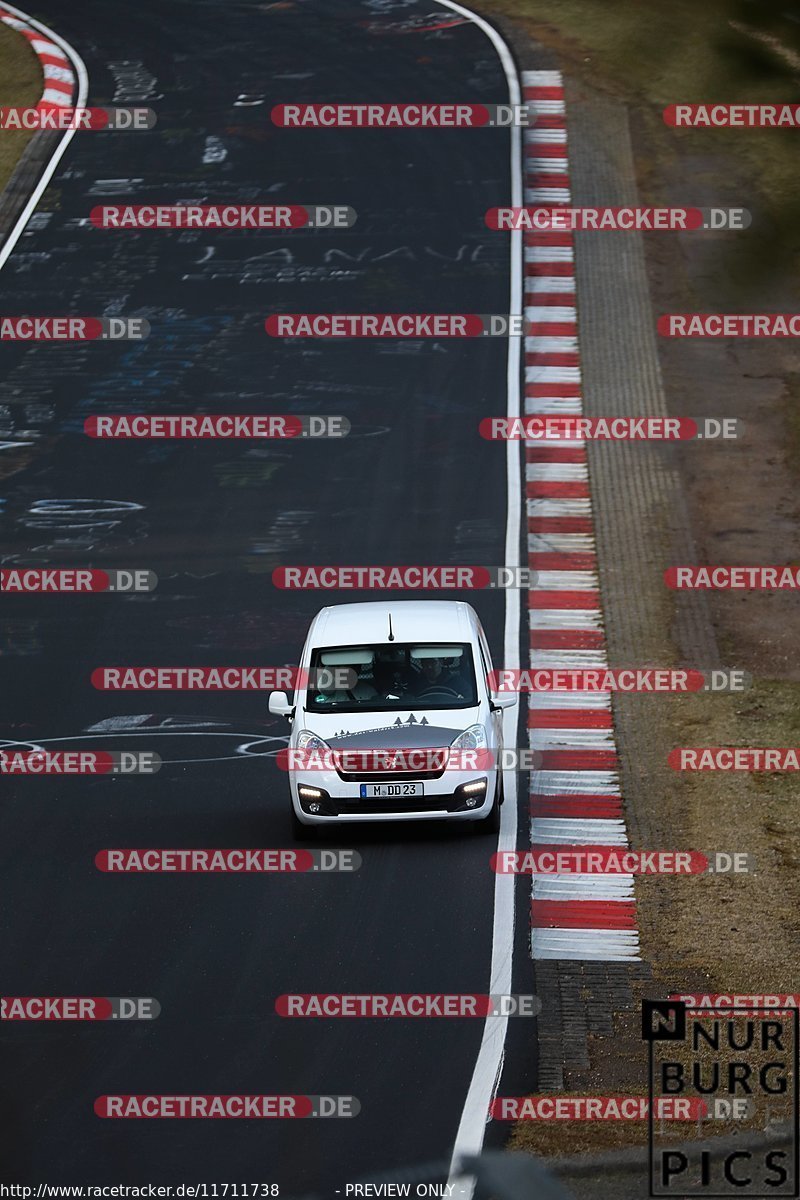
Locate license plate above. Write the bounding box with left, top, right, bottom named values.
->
left=359, top=782, right=424, bottom=799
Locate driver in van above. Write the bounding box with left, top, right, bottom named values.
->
left=410, top=655, right=467, bottom=699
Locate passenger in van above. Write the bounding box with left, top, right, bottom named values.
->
left=315, top=658, right=378, bottom=705
left=372, top=658, right=408, bottom=701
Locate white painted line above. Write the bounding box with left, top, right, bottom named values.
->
left=529, top=727, right=617, bottom=750
left=525, top=99, right=566, bottom=116
left=527, top=700, right=609, bottom=715
left=533, top=875, right=636, bottom=900
left=525, top=305, right=576, bottom=322
left=525, top=128, right=568, bottom=144
left=527, top=688, right=611, bottom=707
left=525, top=332, right=577, bottom=350
left=524, top=276, right=575, bottom=294
left=525, top=462, right=588, bottom=482
left=526, top=156, right=569, bottom=172
left=524, top=186, right=571, bottom=204
left=525, top=398, right=583, bottom=415
left=532, top=770, right=620, bottom=794
left=442, top=0, right=522, bottom=1187
left=523, top=69, right=563, bottom=86
left=525, top=247, right=575, bottom=265
left=526, top=439, right=586, bottom=451
left=531, top=818, right=628, bottom=845
left=40, top=86, right=71, bottom=103
left=29, top=35, right=65, bottom=55
left=525, top=365, right=582, bottom=383
left=529, top=533, right=595, bottom=553
left=533, top=928, right=639, bottom=944
left=42, top=63, right=73, bottom=82
left=529, top=650, right=609, bottom=670
left=527, top=614, right=604, bottom=633
left=532, top=929, right=641, bottom=961
left=526, top=495, right=591, bottom=516
left=534, top=569, right=599, bottom=589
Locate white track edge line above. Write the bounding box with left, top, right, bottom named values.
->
left=442, top=0, right=521, bottom=1191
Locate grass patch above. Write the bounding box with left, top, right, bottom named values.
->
left=642, top=680, right=800, bottom=990
left=0, top=20, right=43, bottom=195
left=509, top=679, right=800, bottom=1158
left=477, top=0, right=800, bottom=283
left=782, top=373, right=800, bottom=478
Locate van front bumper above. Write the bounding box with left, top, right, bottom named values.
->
left=291, top=773, right=494, bottom=823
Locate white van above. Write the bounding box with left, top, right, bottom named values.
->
left=268, top=599, right=516, bottom=838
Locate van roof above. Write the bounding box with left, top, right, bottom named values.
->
left=308, top=600, right=477, bottom=647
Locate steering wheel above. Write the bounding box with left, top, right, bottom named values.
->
left=415, top=684, right=462, bottom=701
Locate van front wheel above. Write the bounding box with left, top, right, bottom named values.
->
left=472, top=774, right=502, bottom=835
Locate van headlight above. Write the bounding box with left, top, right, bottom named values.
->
left=450, top=725, right=488, bottom=752
left=449, top=725, right=490, bottom=770
left=296, top=730, right=330, bottom=753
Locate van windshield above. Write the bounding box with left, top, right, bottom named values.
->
left=306, top=642, right=479, bottom=713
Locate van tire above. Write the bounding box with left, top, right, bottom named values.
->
left=473, top=774, right=502, bottom=835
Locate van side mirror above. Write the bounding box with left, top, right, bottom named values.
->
left=491, top=694, right=518, bottom=710
left=269, top=690, right=294, bottom=719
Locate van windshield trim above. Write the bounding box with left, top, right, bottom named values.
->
left=304, top=640, right=479, bottom=713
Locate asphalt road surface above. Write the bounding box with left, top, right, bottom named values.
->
left=0, top=0, right=527, bottom=1190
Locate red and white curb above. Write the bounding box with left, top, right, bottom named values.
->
left=0, top=5, right=76, bottom=108
left=522, top=69, right=640, bottom=963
